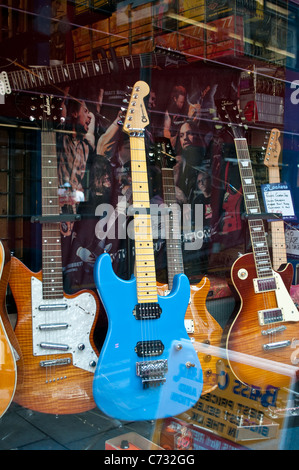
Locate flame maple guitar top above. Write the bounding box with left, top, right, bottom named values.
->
left=227, top=253, right=299, bottom=390
left=157, top=276, right=223, bottom=395
left=9, top=256, right=100, bottom=415
left=0, top=244, right=19, bottom=418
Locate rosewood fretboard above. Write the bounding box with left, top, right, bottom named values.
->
left=41, top=130, right=64, bottom=300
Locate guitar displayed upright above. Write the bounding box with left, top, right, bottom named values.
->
left=264, top=128, right=299, bottom=302
left=155, top=143, right=223, bottom=395
left=263, top=129, right=287, bottom=271
left=92, top=81, right=203, bottom=421
left=9, top=95, right=100, bottom=414
left=0, top=241, right=19, bottom=418
left=220, top=102, right=299, bottom=389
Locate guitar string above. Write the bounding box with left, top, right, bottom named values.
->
left=238, top=140, right=275, bottom=345
left=131, top=137, right=155, bottom=367
left=42, top=112, right=62, bottom=387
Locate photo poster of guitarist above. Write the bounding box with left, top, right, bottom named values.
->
left=56, top=62, right=243, bottom=300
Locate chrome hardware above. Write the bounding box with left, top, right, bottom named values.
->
left=38, top=303, right=68, bottom=311
left=40, top=358, right=71, bottom=367
left=261, top=325, right=287, bottom=336
left=263, top=340, right=291, bottom=350
left=38, top=323, right=68, bottom=331
left=39, top=342, right=69, bottom=351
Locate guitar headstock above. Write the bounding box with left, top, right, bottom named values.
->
left=16, top=92, right=63, bottom=128
left=215, top=99, right=247, bottom=139
left=149, top=140, right=176, bottom=169
left=122, top=81, right=150, bottom=135
left=154, top=45, right=187, bottom=65
left=263, top=128, right=281, bottom=168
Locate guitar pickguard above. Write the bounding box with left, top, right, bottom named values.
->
left=259, top=271, right=299, bottom=325
left=31, top=277, right=98, bottom=373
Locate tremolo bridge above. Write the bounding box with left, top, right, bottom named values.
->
left=133, top=302, right=167, bottom=388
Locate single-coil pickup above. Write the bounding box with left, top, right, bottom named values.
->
left=135, top=340, right=164, bottom=357
left=38, top=303, right=68, bottom=311
left=40, top=358, right=71, bottom=367
left=39, top=342, right=69, bottom=351
left=38, top=323, right=68, bottom=331
left=133, top=302, right=162, bottom=320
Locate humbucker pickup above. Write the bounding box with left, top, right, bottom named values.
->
left=258, top=308, right=283, bottom=326
left=253, top=277, right=277, bottom=293
left=135, top=340, right=164, bottom=357
left=133, top=302, right=162, bottom=320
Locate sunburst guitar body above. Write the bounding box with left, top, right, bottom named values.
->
left=0, top=241, right=18, bottom=418
left=227, top=253, right=299, bottom=389
left=10, top=257, right=100, bottom=414
left=158, top=277, right=222, bottom=395
left=9, top=97, right=100, bottom=414
left=155, top=141, right=223, bottom=395
left=217, top=104, right=299, bottom=390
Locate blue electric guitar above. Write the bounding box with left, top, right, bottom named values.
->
left=93, top=81, right=203, bottom=421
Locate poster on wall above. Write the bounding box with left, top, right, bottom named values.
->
left=53, top=61, right=243, bottom=299
left=0, top=56, right=243, bottom=296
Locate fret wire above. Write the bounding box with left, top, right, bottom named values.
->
left=235, top=139, right=273, bottom=278
left=160, top=166, right=184, bottom=289
left=130, top=135, right=157, bottom=302
left=6, top=50, right=178, bottom=93
left=40, top=129, right=64, bottom=296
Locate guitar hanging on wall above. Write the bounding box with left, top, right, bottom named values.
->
left=92, top=81, right=203, bottom=421
left=219, top=102, right=299, bottom=389
left=0, top=47, right=186, bottom=97
left=155, top=142, right=223, bottom=395
left=9, top=95, right=100, bottom=414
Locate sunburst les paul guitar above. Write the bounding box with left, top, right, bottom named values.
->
left=155, top=144, right=223, bottom=395
left=92, top=81, right=203, bottom=421
left=221, top=103, right=299, bottom=389
left=0, top=241, right=19, bottom=418
left=9, top=95, right=100, bottom=414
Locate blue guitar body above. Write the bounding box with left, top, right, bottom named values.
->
left=93, top=253, right=203, bottom=421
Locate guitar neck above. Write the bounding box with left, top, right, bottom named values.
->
left=4, top=50, right=182, bottom=94
left=268, top=166, right=287, bottom=269
left=130, top=135, right=157, bottom=303
left=235, top=138, right=273, bottom=278
left=41, top=130, right=64, bottom=299
left=161, top=167, right=184, bottom=290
